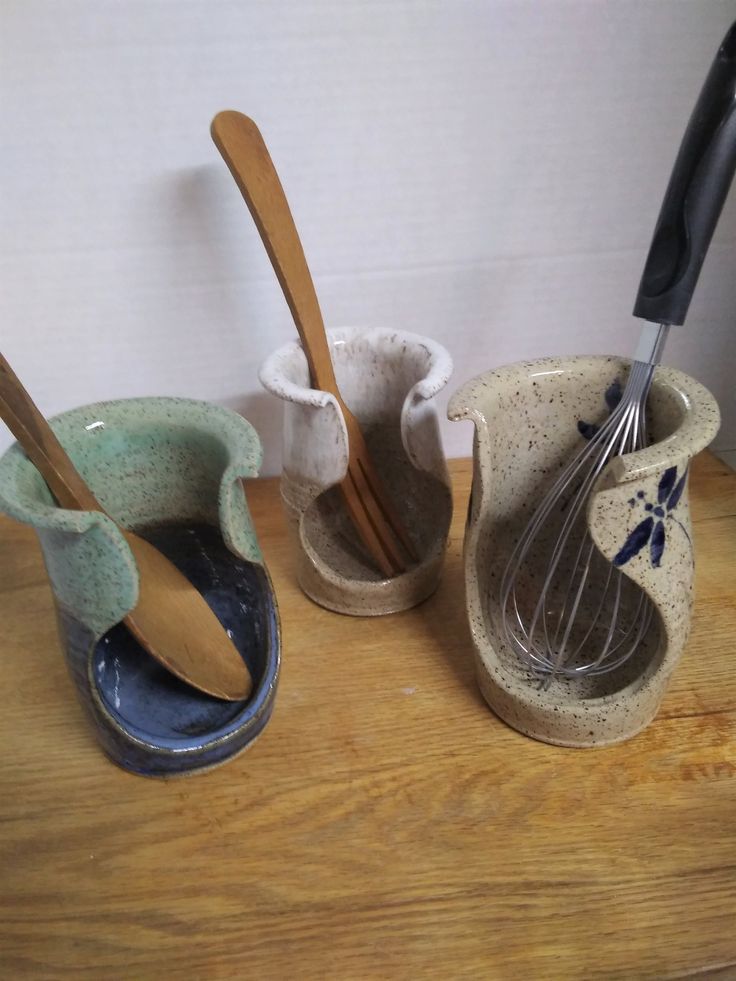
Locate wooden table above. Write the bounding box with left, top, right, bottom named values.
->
left=1, top=454, right=734, bottom=980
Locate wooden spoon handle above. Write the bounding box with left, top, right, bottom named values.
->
left=0, top=353, right=100, bottom=512
left=211, top=111, right=339, bottom=394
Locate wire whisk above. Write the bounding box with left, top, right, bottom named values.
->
left=500, top=327, right=667, bottom=684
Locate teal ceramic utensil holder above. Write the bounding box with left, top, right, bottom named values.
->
left=0, top=397, right=280, bottom=776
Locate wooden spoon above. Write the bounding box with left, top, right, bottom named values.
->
left=0, top=353, right=252, bottom=701
left=211, top=110, right=418, bottom=578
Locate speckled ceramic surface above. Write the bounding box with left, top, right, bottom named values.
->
left=0, top=397, right=280, bottom=776
left=259, top=327, right=453, bottom=615
left=448, top=356, right=720, bottom=747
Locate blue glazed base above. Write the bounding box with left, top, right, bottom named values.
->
left=57, top=523, right=280, bottom=777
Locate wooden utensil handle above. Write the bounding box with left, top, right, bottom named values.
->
left=211, top=111, right=339, bottom=394
left=0, top=353, right=100, bottom=512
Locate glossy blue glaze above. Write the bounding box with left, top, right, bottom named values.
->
left=61, top=523, right=279, bottom=776
left=614, top=465, right=691, bottom=570
left=577, top=377, right=624, bottom=440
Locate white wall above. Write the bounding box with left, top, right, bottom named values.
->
left=2, top=1, right=735, bottom=475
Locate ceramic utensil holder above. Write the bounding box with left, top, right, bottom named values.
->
left=448, top=356, right=720, bottom=747
left=259, top=327, right=453, bottom=615
left=0, top=397, right=280, bottom=776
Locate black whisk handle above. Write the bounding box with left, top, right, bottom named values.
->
left=634, top=21, right=736, bottom=326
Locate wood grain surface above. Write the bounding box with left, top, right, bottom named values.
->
left=0, top=453, right=734, bottom=980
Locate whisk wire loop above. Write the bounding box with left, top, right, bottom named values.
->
left=500, top=329, right=669, bottom=684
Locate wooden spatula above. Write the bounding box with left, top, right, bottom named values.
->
left=0, top=353, right=252, bottom=701
left=211, top=110, right=417, bottom=578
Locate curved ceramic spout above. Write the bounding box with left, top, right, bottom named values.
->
left=260, top=326, right=454, bottom=498
left=587, top=367, right=720, bottom=630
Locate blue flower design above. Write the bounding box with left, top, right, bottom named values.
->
left=578, top=379, right=623, bottom=440
left=613, top=465, right=689, bottom=568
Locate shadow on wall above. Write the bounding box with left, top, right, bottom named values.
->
left=170, top=162, right=248, bottom=326
left=136, top=161, right=293, bottom=477
left=221, top=390, right=283, bottom=478
left=142, top=161, right=287, bottom=368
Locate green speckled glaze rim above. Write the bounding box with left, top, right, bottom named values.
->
left=0, top=395, right=262, bottom=528
left=0, top=396, right=265, bottom=629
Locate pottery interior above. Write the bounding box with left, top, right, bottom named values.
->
left=479, top=359, right=668, bottom=697
left=301, top=421, right=450, bottom=583
left=298, top=331, right=450, bottom=580
left=91, top=524, right=276, bottom=749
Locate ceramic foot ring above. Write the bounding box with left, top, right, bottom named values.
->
left=0, top=397, right=280, bottom=776
left=260, top=327, right=454, bottom=615
left=448, top=356, right=720, bottom=747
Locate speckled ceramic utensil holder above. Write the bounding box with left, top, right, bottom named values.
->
left=259, top=326, right=453, bottom=615
left=448, top=355, right=720, bottom=747
left=0, top=397, right=280, bottom=776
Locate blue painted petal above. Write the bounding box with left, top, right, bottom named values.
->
left=613, top=516, right=654, bottom=566
left=605, top=378, right=623, bottom=411
left=667, top=467, right=688, bottom=511
left=650, top=520, right=666, bottom=567
left=578, top=420, right=599, bottom=440
left=658, top=466, right=678, bottom=504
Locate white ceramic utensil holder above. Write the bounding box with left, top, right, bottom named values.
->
left=260, top=327, right=453, bottom=615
